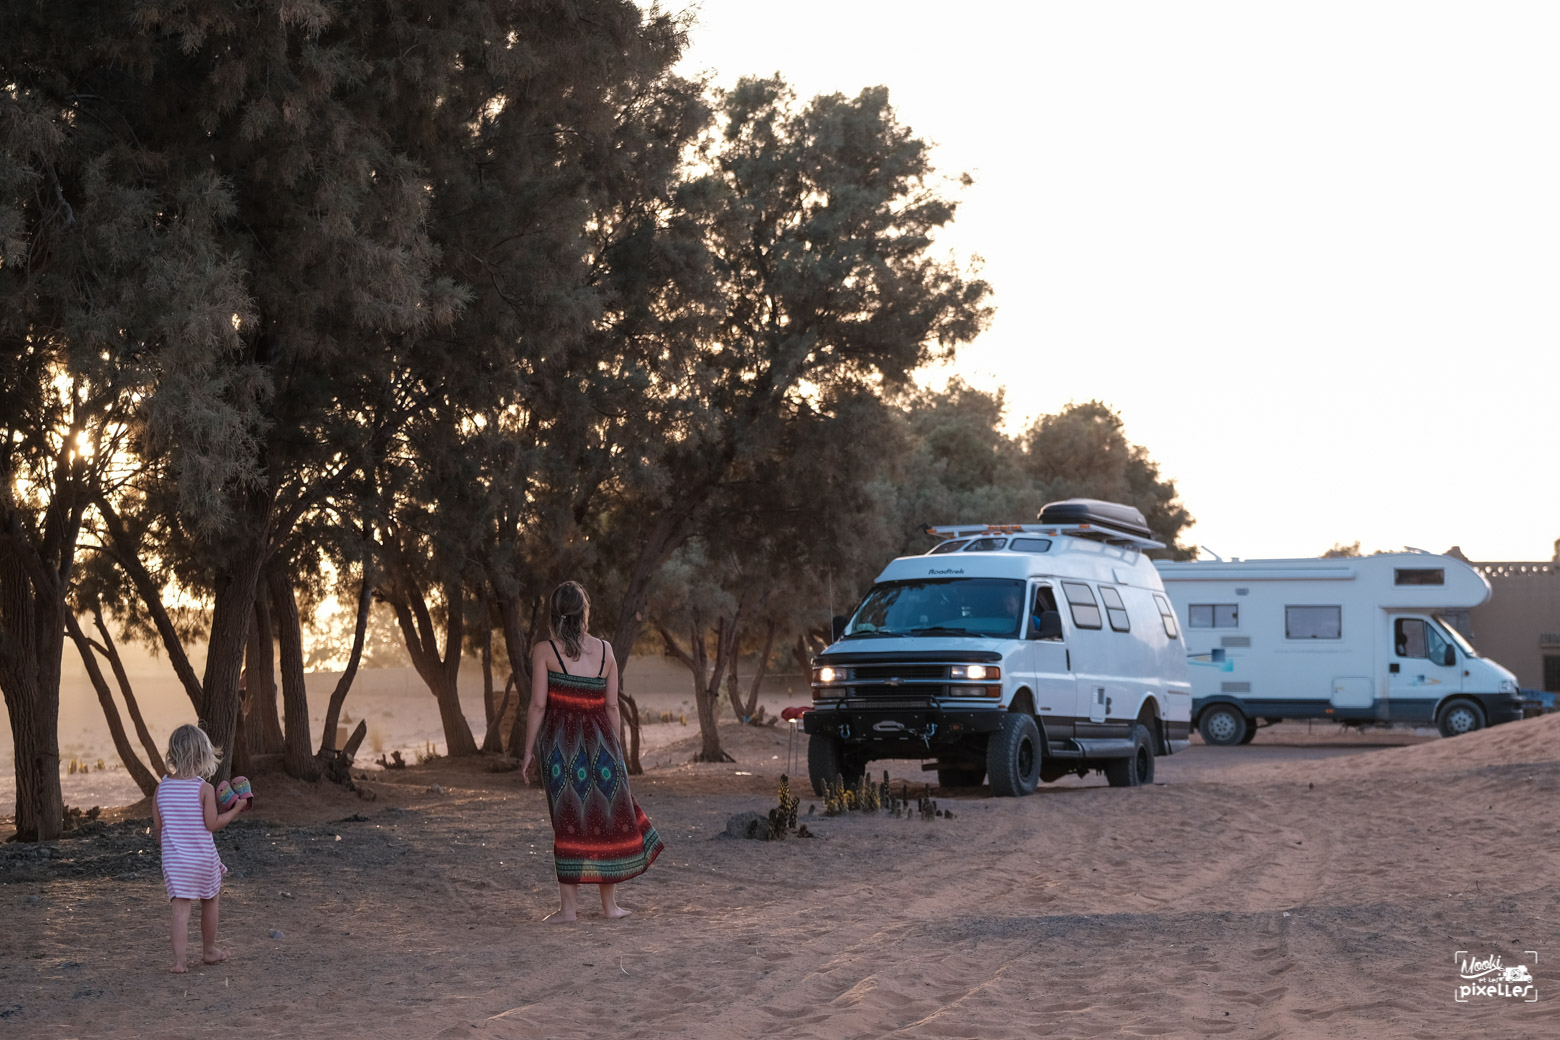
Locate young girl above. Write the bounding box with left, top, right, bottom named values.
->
left=152, top=724, right=245, bottom=972
left=521, top=581, right=664, bottom=922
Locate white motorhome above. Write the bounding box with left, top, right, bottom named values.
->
left=1154, top=553, right=1524, bottom=744
left=804, top=500, right=1192, bottom=797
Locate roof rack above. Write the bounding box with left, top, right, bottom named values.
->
left=926, top=522, right=1165, bottom=552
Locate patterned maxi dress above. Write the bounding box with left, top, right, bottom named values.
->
left=538, top=639, right=665, bottom=884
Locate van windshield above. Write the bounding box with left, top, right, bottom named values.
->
left=1433, top=615, right=1479, bottom=658
left=844, top=578, right=1026, bottom=639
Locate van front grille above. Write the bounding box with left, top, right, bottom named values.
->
left=845, top=698, right=935, bottom=710
left=851, top=665, right=946, bottom=681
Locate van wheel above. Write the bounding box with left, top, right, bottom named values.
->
left=1198, top=704, right=1248, bottom=746
left=1105, top=723, right=1156, bottom=787
left=807, top=734, right=865, bottom=795
left=1237, top=725, right=1258, bottom=745
left=1437, top=699, right=1485, bottom=738
left=935, top=766, right=986, bottom=789
left=986, top=714, right=1041, bottom=797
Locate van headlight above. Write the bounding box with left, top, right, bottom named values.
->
left=1499, top=679, right=1517, bottom=694
left=814, top=666, right=845, bottom=684
left=950, top=665, right=1000, bottom=680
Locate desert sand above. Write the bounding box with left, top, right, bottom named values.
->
left=4, top=704, right=1560, bottom=1039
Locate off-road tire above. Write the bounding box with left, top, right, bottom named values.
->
left=1104, top=723, right=1156, bottom=787
left=935, top=766, right=986, bottom=789
left=1198, top=704, right=1249, bottom=746
left=1437, top=699, right=1486, bottom=739
left=807, top=733, right=865, bottom=796
left=986, top=713, right=1042, bottom=797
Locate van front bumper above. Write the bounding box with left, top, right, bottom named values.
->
left=802, top=704, right=1006, bottom=753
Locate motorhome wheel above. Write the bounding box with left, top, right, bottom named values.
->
left=986, top=713, right=1041, bottom=797
left=1198, top=704, right=1248, bottom=746
left=1436, top=699, right=1485, bottom=738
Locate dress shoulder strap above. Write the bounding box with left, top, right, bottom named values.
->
left=548, top=639, right=570, bottom=676
left=597, top=636, right=607, bottom=677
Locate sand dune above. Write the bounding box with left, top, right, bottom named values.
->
left=3, top=714, right=1558, bottom=1039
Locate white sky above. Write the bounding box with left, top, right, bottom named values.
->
left=676, top=1, right=1554, bottom=562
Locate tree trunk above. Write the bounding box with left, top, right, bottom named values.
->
left=658, top=615, right=732, bottom=763
left=200, top=544, right=269, bottom=782
left=731, top=619, right=777, bottom=721
left=383, top=567, right=478, bottom=756
left=492, top=591, right=535, bottom=756
left=245, top=591, right=284, bottom=755
left=63, top=611, right=158, bottom=797
left=90, top=607, right=166, bottom=776
left=266, top=565, right=321, bottom=780
left=0, top=548, right=65, bottom=841
left=318, top=570, right=372, bottom=756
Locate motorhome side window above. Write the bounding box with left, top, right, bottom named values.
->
left=1188, top=604, right=1238, bottom=629
left=1153, top=594, right=1179, bottom=638
left=1394, top=568, right=1445, bottom=586
left=1062, top=582, right=1103, bottom=629
left=1285, top=605, right=1341, bottom=640
left=1098, top=586, right=1131, bottom=632
left=1395, top=618, right=1453, bottom=663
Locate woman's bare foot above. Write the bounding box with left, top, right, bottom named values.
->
left=169, top=962, right=188, bottom=974
left=202, top=947, right=229, bottom=965
left=603, top=906, right=632, bottom=920
left=542, top=909, right=577, bottom=923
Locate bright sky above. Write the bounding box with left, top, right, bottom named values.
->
left=677, top=1, right=1554, bottom=562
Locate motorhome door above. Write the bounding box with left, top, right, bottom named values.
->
left=1388, top=616, right=1463, bottom=706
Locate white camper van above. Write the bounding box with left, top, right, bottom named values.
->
left=804, top=500, right=1193, bottom=797
left=1154, top=553, right=1523, bottom=744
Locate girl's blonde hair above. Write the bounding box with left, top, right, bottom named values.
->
left=549, top=581, right=591, bottom=660
left=165, top=724, right=220, bottom=779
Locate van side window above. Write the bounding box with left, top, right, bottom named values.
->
left=1062, top=582, right=1102, bottom=630
left=1153, top=594, right=1179, bottom=638
left=929, top=539, right=968, bottom=555
left=962, top=537, right=1007, bottom=552
left=1032, top=585, right=1062, bottom=640
left=1286, top=605, right=1341, bottom=640
left=1098, top=586, right=1131, bottom=632
left=1188, top=604, right=1238, bottom=629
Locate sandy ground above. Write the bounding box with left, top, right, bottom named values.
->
left=4, top=710, right=1560, bottom=1039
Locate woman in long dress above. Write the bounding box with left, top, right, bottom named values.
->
left=521, top=581, right=664, bottom=921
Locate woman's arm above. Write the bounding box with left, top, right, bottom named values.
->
left=520, top=643, right=551, bottom=781
left=202, top=782, right=244, bottom=832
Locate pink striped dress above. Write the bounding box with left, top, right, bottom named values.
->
left=156, top=775, right=227, bottom=900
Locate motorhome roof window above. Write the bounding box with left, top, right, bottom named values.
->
left=1153, top=594, right=1179, bottom=638
left=1189, top=604, right=1239, bottom=629
left=1009, top=537, right=1052, bottom=553
left=1099, top=586, right=1130, bottom=632
left=1395, top=568, right=1445, bottom=586
left=963, top=537, right=1007, bottom=552
left=1286, top=605, right=1341, bottom=640
left=929, top=539, right=969, bottom=555
left=1062, top=581, right=1103, bottom=630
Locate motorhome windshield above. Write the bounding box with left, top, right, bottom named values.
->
left=844, top=578, right=1026, bottom=639
left=1433, top=616, right=1479, bottom=658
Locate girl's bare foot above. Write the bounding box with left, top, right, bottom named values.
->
left=202, top=947, right=229, bottom=965
left=542, top=909, right=577, bottom=923
left=169, top=963, right=188, bottom=974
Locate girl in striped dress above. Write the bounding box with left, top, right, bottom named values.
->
left=152, top=724, right=245, bottom=972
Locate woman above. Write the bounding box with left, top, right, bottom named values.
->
left=521, top=581, right=664, bottom=921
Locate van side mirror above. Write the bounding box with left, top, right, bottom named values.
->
left=1033, top=610, right=1063, bottom=640
left=831, top=615, right=848, bottom=642
left=1442, top=645, right=1456, bottom=667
